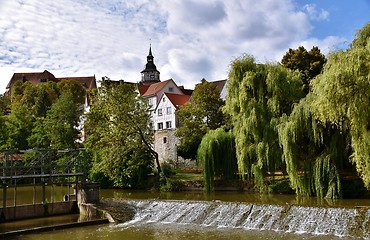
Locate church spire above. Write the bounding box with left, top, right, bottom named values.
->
left=140, top=44, right=160, bottom=85
left=148, top=44, right=153, bottom=56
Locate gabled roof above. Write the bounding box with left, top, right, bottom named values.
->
left=140, top=79, right=174, bottom=96
left=178, top=85, right=194, bottom=95
left=165, top=93, right=191, bottom=108
left=57, top=76, right=97, bottom=90
left=211, top=79, right=227, bottom=93
left=6, top=70, right=57, bottom=89
left=137, top=84, right=150, bottom=95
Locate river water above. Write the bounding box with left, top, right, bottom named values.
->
left=3, top=187, right=370, bottom=240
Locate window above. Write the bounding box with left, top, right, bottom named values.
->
left=166, top=107, right=172, bottom=114
left=148, top=98, right=153, bottom=106
left=163, top=137, right=167, bottom=144
left=40, top=78, right=48, bottom=83
left=169, top=87, right=174, bottom=92
left=157, top=122, right=163, bottom=130
left=158, top=109, right=162, bottom=116
left=166, top=121, right=172, bottom=129
left=163, top=97, right=166, bottom=102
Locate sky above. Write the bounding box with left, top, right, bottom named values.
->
left=0, top=0, right=369, bottom=94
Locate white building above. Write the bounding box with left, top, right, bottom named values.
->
left=152, top=93, right=191, bottom=162
left=137, top=47, right=192, bottom=163
left=138, top=47, right=228, bottom=163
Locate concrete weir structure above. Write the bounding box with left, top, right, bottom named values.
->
left=0, top=183, right=100, bottom=222
left=0, top=201, right=77, bottom=221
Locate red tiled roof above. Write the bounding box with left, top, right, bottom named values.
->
left=166, top=93, right=191, bottom=108
left=140, top=79, right=173, bottom=96
left=137, top=84, right=150, bottom=95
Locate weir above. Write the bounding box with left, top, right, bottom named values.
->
left=124, top=199, right=370, bottom=239
left=0, top=149, right=94, bottom=222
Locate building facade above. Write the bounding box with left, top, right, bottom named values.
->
left=138, top=47, right=192, bottom=163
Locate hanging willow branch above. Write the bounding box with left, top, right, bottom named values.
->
left=197, top=128, right=237, bottom=192
left=277, top=94, right=349, bottom=198
left=224, top=55, right=303, bottom=191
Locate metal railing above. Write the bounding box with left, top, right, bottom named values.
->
left=0, top=149, right=91, bottom=209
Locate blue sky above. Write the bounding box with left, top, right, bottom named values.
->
left=0, top=0, right=369, bottom=94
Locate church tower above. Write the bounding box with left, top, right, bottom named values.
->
left=140, top=45, right=160, bottom=85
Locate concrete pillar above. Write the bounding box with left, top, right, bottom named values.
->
left=77, top=183, right=100, bottom=218
left=77, top=183, right=99, bottom=204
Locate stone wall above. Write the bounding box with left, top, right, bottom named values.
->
left=0, top=201, right=77, bottom=221
left=154, top=129, right=178, bottom=163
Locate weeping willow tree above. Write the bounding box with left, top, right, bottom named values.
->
left=278, top=94, right=351, bottom=198
left=310, top=23, right=370, bottom=189
left=197, top=128, right=237, bottom=192
left=224, top=55, right=304, bottom=190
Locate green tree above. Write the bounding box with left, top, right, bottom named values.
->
left=0, top=112, right=7, bottom=149
left=310, top=23, right=370, bottom=189
left=43, top=91, right=83, bottom=149
left=176, top=79, right=225, bottom=160
left=277, top=95, right=350, bottom=198
left=351, top=22, right=370, bottom=48
left=57, top=80, right=86, bottom=105
left=33, top=85, right=53, bottom=118
left=28, top=117, right=51, bottom=148
left=4, top=103, right=34, bottom=149
left=0, top=93, right=10, bottom=115
left=224, top=55, right=304, bottom=190
left=197, top=128, right=237, bottom=192
left=85, top=83, right=157, bottom=187
left=281, top=46, right=326, bottom=94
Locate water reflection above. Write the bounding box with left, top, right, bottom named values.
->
left=16, top=222, right=344, bottom=240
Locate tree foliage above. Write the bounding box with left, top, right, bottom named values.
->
left=281, top=46, right=326, bottom=94
left=197, top=128, right=237, bottom=192
left=85, top=83, right=156, bottom=187
left=4, top=103, right=33, bottom=149
left=176, top=79, right=225, bottom=159
left=224, top=55, right=304, bottom=190
left=0, top=80, right=86, bottom=150
left=57, top=80, right=86, bottom=105
left=310, top=23, right=370, bottom=189
left=43, top=91, right=83, bottom=149
left=0, top=94, right=10, bottom=115
left=277, top=95, right=349, bottom=198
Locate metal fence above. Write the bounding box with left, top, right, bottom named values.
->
left=0, top=149, right=91, bottom=208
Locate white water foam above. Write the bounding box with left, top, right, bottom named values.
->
left=119, top=199, right=370, bottom=239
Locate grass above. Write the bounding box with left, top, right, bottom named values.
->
left=170, top=172, right=203, bottom=181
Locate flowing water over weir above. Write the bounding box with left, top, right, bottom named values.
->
left=123, top=200, right=370, bottom=239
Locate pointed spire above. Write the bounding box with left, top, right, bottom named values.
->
left=141, top=43, right=160, bottom=84
left=148, top=43, right=153, bottom=57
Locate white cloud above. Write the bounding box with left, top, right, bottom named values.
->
left=303, top=4, right=329, bottom=21
left=0, top=0, right=351, bottom=94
